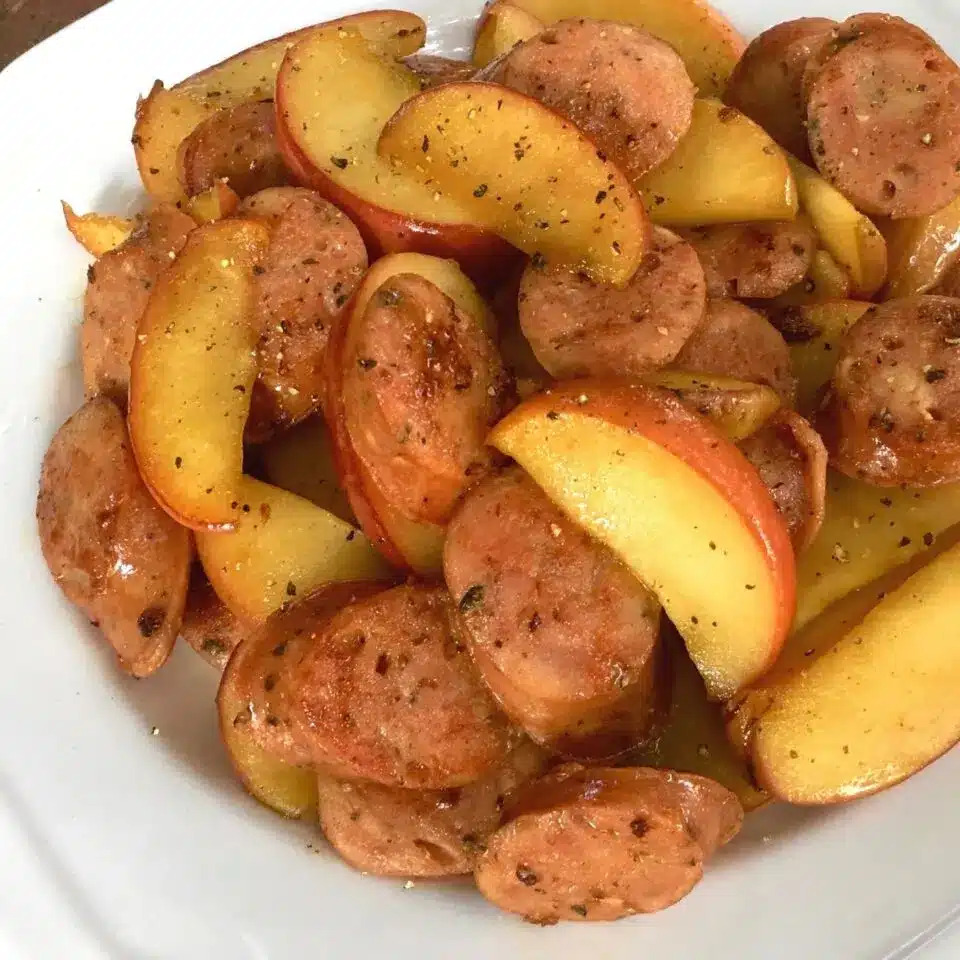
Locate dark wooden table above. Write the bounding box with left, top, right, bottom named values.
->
left=1, top=0, right=108, bottom=71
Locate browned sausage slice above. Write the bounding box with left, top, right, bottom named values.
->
left=246, top=193, right=368, bottom=440
left=724, top=18, right=836, bottom=161
left=342, top=273, right=510, bottom=525
left=518, top=227, right=706, bottom=379
left=820, top=296, right=960, bottom=485
left=672, top=299, right=796, bottom=403
left=177, top=100, right=292, bottom=199
left=484, top=19, right=695, bottom=180
left=316, top=740, right=548, bottom=878
left=739, top=410, right=828, bottom=553
left=445, top=468, right=663, bottom=758
left=805, top=16, right=960, bottom=218
left=475, top=765, right=742, bottom=923
left=236, top=186, right=319, bottom=228
left=404, top=54, right=476, bottom=88
left=180, top=568, right=247, bottom=669
left=236, top=584, right=515, bottom=788
left=82, top=204, right=195, bottom=403
left=679, top=219, right=817, bottom=299
left=36, top=397, right=192, bottom=677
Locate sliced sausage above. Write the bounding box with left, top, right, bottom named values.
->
left=474, top=765, right=742, bottom=924
left=518, top=227, right=706, bottom=379
left=238, top=584, right=515, bottom=788
left=484, top=19, right=695, bottom=181
left=805, top=15, right=960, bottom=218
left=445, top=468, right=663, bottom=758
left=236, top=186, right=319, bottom=229
left=739, top=410, right=828, bottom=553
left=316, top=740, right=548, bottom=878
left=36, top=397, right=192, bottom=677
left=246, top=193, right=368, bottom=440
left=679, top=219, right=817, bottom=299
left=820, top=295, right=960, bottom=486
left=342, top=273, right=511, bottom=525
left=404, top=54, right=476, bottom=88
left=177, top=100, right=292, bottom=199
left=724, top=18, right=836, bottom=161
left=672, top=299, right=797, bottom=404
left=82, top=204, right=195, bottom=403
left=180, top=567, right=247, bottom=669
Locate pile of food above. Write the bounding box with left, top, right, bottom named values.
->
left=38, top=0, right=960, bottom=925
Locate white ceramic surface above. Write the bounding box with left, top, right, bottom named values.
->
left=1, top=0, right=958, bottom=956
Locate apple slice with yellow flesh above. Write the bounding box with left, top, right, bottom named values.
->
left=749, top=530, right=960, bottom=804
left=638, top=100, right=797, bottom=227
left=324, top=253, right=492, bottom=575
left=196, top=476, right=391, bottom=622
left=490, top=380, right=796, bottom=700
left=793, top=470, right=960, bottom=632
left=507, top=0, right=745, bottom=98
left=185, top=181, right=241, bottom=224
left=787, top=156, right=887, bottom=298
left=472, top=0, right=544, bottom=68
left=61, top=201, right=135, bottom=257
left=642, top=371, right=781, bottom=441
left=378, top=82, right=650, bottom=286
left=129, top=218, right=269, bottom=531
left=878, top=195, right=960, bottom=299
left=134, top=11, right=427, bottom=205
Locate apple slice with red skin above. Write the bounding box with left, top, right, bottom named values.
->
left=275, top=31, right=517, bottom=290
left=490, top=380, right=796, bottom=700
left=325, top=253, right=494, bottom=575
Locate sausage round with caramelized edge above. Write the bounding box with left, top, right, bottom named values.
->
left=445, top=468, right=663, bottom=758
left=82, top=204, right=195, bottom=404
left=739, top=411, right=828, bottom=553
left=236, top=583, right=516, bottom=787
left=474, top=764, right=742, bottom=923
left=673, top=299, right=796, bottom=404
left=679, top=219, right=817, bottom=300
left=177, top=101, right=292, bottom=199
left=518, top=227, right=706, bottom=379
left=724, top=18, right=836, bottom=162
left=483, top=19, right=695, bottom=181
left=820, top=296, right=960, bottom=486
left=36, top=397, right=192, bottom=677
left=805, top=15, right=960, bottom=218
left=316, top=739, right=548, bottom=878
left=341, top=273, right=511, bottom=525
left=245, top=192, right=368, bottom=440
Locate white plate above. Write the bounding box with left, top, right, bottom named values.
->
left=1, top=0, right=958, bottom=956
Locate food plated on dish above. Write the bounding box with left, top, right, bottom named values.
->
left=36, top=0, right=960, bottom=927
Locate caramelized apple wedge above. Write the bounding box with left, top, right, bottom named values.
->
left=134, top=11, right=427, bottom=204
left=378, top=82, right=651, bottom=285
left=638, top=100, right=797, bottom=227
left=129, top=219, right=270, bottom=530
left=185, top=181, right=241, bottom=224
left=472, top=0, right=544, bottom=68
left=880, top=195, right=960, bottom=299
left=196, top=477, right=392, bottom=622
left=62, top=202, right=135, bottom=257
left=491, top=381, right=796, bottom=700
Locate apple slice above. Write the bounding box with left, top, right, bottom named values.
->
left=772, top=300, right=871, bottom=414
left=507, top=0, right=745, bottom=98
left=880, top=195, right=960, bottom=299
left=276, top=32, right=514, bottom=286
left=638, top=100, right=797, bottom=227
left=750, top=534, right=960, bottom=803
left=378, top=82, right=651, bottom=285
left=786, top=156, right=887, bottom=298
left=793, top=470, right=960, bottom=632
left=134, top=11, right=427, bottom=205
left=196, top=476, right=392, bottom=622
left=184, top=181, right=241, bottom=224
left=129, top=218, right=270, bottom=530
left=490, top=380, right=796, bottom=700
left=324, top=253, right=491, bottom=575
left=642, top=371, right=781, bottom=441
left=768, top=248, right=852, bottom=307
left=62, top=202, right=135, bottom=257
left=472, top=1, right=544, bottom=68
